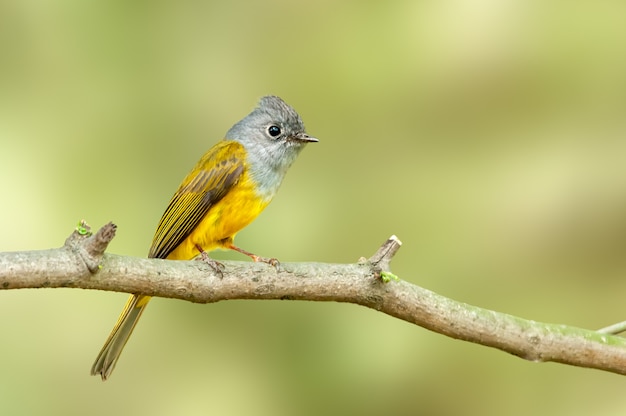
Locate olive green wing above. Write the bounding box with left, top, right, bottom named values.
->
left=148, top=141, right=245, bottom=259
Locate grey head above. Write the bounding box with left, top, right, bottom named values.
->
left=225, top=95, right=318, bottom=199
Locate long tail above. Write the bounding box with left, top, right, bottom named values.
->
left=91, top=294, right=152, bottom=380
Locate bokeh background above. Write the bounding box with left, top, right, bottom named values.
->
left=2, top=0, right=626, bottom=414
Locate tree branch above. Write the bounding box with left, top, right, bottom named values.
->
left=2, top=222, right=626, bottom=375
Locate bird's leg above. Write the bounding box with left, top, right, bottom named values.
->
left=227, top=243, right=280, bottom=267
left=194, top=244, right=225, bottom=277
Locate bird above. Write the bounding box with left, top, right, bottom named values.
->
left=91, top=95, right=317, bottom=380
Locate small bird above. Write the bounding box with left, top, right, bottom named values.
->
left=91, top=96, right=317, bottom=380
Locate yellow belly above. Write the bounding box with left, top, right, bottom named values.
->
left=166, top=173, right=271, bottom=260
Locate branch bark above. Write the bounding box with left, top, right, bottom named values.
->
left=2, top=222, right=626, bottom=376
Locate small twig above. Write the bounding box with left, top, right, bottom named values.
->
left=369, top=235, right=402, bottom=271
left=84, top=221, right=117, bottom=258
left=598, top=320, right=626, bottom=335
left=64, top=220, right=117, bottom=273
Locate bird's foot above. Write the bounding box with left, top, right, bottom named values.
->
left=195, top=245, right=225, bottom=278
left=250, top=254, right=280, bottom=268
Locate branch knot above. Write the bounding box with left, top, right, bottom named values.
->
left=65, top=221, right=117, bottom=273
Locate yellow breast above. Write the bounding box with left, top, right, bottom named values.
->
left=165, top=169, right=270, bottom=260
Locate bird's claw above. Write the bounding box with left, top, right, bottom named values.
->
left=252, top=255, right=280, bottom=269
left=195, top=251, right=225, bottom=278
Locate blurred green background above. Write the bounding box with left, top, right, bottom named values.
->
left=2, top=0, right=626, bottom=414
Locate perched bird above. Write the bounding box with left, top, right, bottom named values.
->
left=91, top=96, right=317, bottom=380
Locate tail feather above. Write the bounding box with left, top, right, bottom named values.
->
left=91, top=294, right=151, bottom=380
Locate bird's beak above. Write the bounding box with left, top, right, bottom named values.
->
left=294, top=133, right=319, bottom=143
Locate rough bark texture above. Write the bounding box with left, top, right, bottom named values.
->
left=2, top=223, right=626, bottom=375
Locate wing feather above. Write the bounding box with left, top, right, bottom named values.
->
left=148, top=141, right=245, bottom=259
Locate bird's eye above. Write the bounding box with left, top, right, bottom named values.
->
left=267, top=125, right=281, bottom=137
